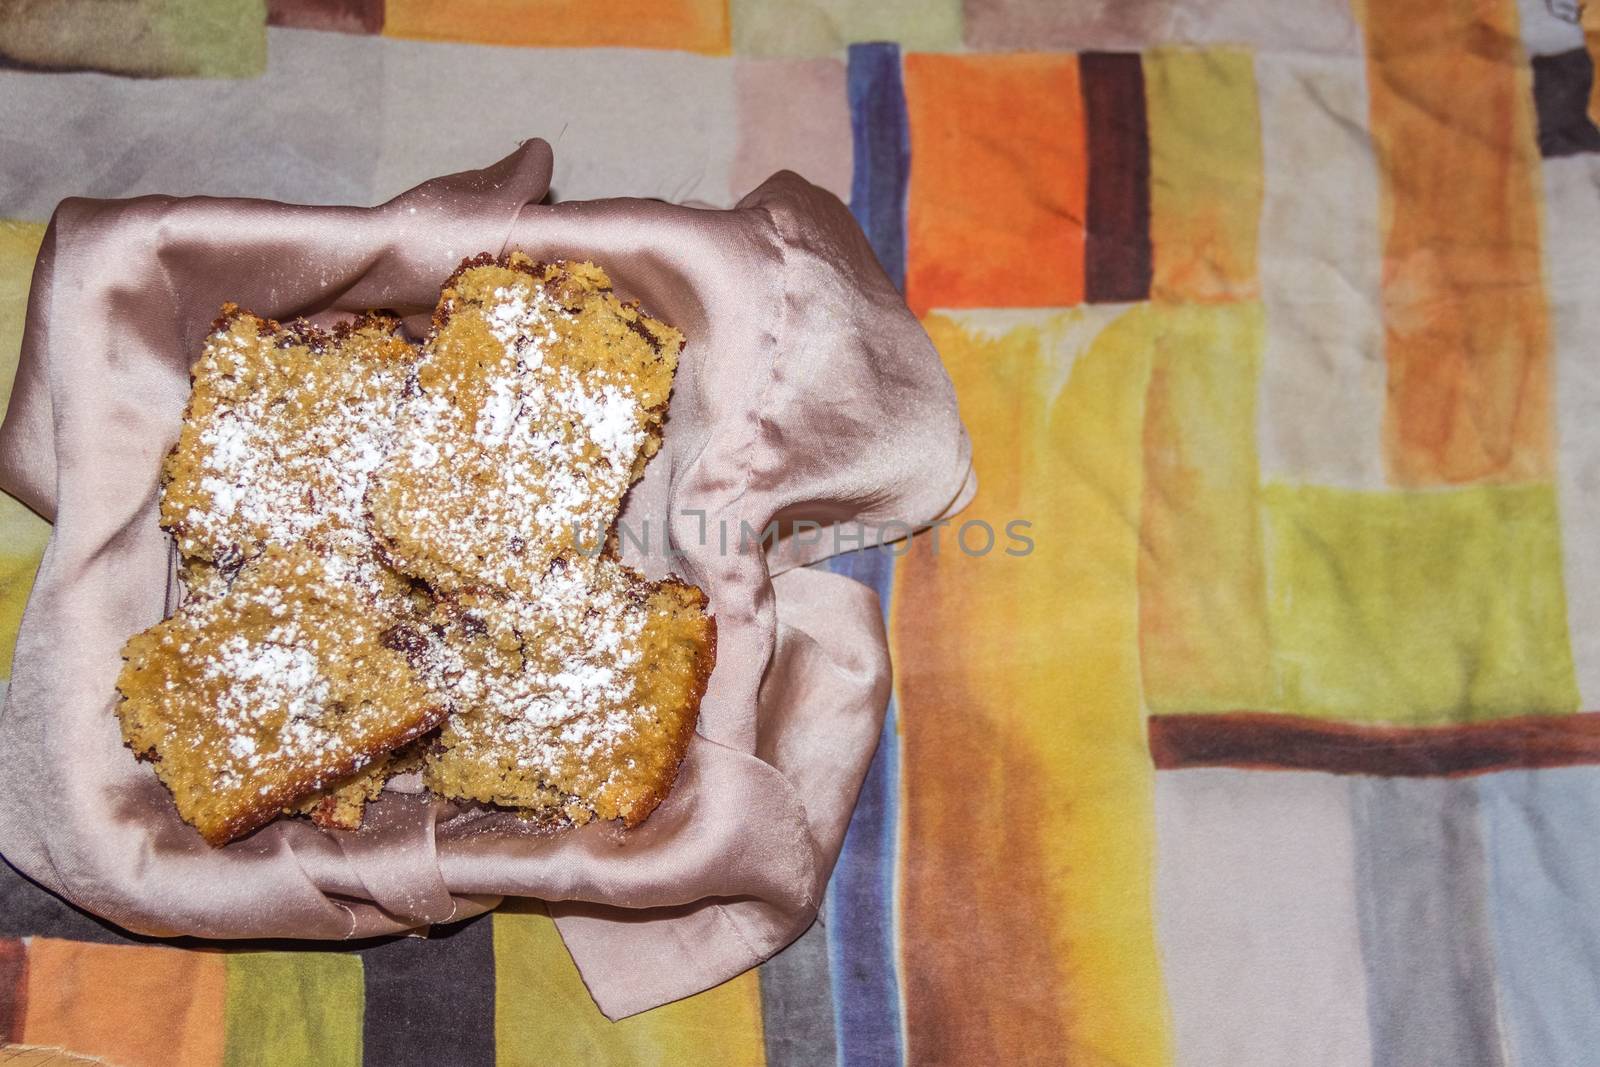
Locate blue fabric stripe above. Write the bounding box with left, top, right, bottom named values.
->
left=820, top=46, right=910, bottom=1066
left=1479, top=768, right=1600, bottom=1067
left=1350, top=777, right=1505, bottom=1067
left=823, top=546, right=904, bottom=1067
left=758, top=912, right=840, bottom=1067
left=847, top=42, right=910, bottom=291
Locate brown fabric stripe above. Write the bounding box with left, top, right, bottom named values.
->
left=0, top=940, right=24, bottom=1043
left=358, top=914, right=495, bottom=1067
left=1081, top=51, right=1152, bottom=303
left=267, top=0, right=384, bottom=34
left=1532, top=49, right=1600, bottom=157
left=0, top=861, right=138, bottom=945
left=895, top=540, right=1073, bottom=1062
left=1149, top=712, right=1600, bottom=776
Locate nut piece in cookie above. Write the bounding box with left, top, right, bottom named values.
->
left=115, top=545, right=448, bottom=846
left=367, top=254, right=684, bottom=596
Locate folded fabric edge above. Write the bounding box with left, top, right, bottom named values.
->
left=554, top=897, right=792, bottom=1021
left=766, top=455, right=979, bottom=575
left=551, top=567, right=888, bottom=1017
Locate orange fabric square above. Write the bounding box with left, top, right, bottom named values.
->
left=1361, top=0, right=1552, bottom=485
left=384, top=0, right=729, bottom=54
left=20, top=939, right=226, bottom=1067
left=905, top=53, right=1087, bottom=314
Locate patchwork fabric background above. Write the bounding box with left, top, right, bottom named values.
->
left=3, top=0, right=1600, bottom=1063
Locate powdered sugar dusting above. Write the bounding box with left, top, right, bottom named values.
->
left=168, top=316, right=410, bottom=594
left=372, top=277, right=648, bottom=593
left=177, top=556, right=384, bottom=794
left=426, top=559, right=649, bottom=778
left=134, top=260, right=699, bottom=836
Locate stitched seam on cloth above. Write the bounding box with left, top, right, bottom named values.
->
left=328, top=833, right=422, bottom=931
left=5, top=212, right=60, bottom=520
left=440, top=892, right=504, bottom=924
left=693, top=727, right=822, bottom=918
left=331, top=898, right=358, bottom=937
left=493, top=192, right=539, bottom=265
left=771, top=614, right=871, bottom=882
left=707, top=203, right=819, bottom=955
left=712, top=896, right=765, bottom=959
left=149, top=203, right=186, bottom=369
left=329, top=797, right=462, bottom=929
left=676, top=912, right=737, bottom=989
left=720, top=202, right=790, bottom=520
left=282, top=837, right=361, bottom=938
left=18, top=806, right=84, bottom=928
left=926, top=449, right=976, bottom=527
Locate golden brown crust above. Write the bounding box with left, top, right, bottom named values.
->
left=366, top=252, right=685, bottom=597
left=415, top=557, right=715, bottom=826
left=383, top=258, right=708, bottom=827
left=206, top=303, right=406, bottom=348
left=159, top=303, right=417, bottom=573
left=190, top=708, right=446, bottom=846
left=117, top=546, right=448, bottom=846
left=619, top=586, right=716, bottom=827
left=127, top=308, right=439, bottom=844
left=295, top=735, right=433, bottom=831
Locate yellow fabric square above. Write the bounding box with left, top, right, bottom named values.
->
left=1145, top=47, right=1263, bottom=303
left=1263, top=483, right=1579, bottom=723
left=493, top=904, right=766, bottom=1066
left=1139, top=302, right=1272, bottom=712
left=732, top=0, right=961, bottom=56
left=897, top=308, right=1173, bottom=1064
left=0, top=220, right=49, bottom=680
left=223, top=953, right=364, bottom=1067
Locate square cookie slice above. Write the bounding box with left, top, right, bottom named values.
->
left=116, top=545, right=448, bottom=845
left=161, top=306, right=417, bottom=583
left=368, top=254, right=684, bottom=596
left=421, top=556, right=715, bottom=827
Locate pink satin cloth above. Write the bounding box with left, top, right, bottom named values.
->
left=0, top=141, right=973, bottom=1018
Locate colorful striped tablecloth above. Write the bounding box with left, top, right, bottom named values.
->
left=4, top=1, right=1600, bottom=1063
